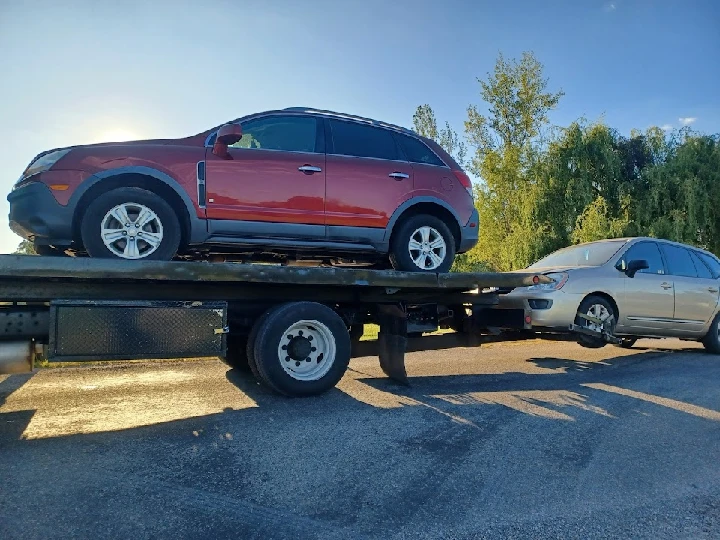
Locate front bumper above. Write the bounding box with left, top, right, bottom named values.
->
left=8, top=182, right=74, bottom=246
left=497, top=289, right=584, bottom=331
left=458, top=207, right=479, bottom=253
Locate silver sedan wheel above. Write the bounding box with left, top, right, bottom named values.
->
left=585, top=303, right=611, bottom=332
left=101, top=202, right=164, bottom=260
left=408, top=226, right=447, bottom=270
left=277, top=320, right=336, bottom=381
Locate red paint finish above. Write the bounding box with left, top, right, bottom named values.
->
left=59, top=142, right=206, bottom=217
left=325, top=155, right=413, bottom=228
left=205, top=148, right=326, bottom=225
left=413, top=162, right=474, bottom=225
left=31, top=170, right=91, bottom=205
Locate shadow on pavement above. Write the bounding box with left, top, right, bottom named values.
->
left=0, top=372, right=36, bottom=444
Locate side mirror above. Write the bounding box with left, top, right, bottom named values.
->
left=625, top=259, right=649, bottom=278
left=212, top=124, right=243, bottom=158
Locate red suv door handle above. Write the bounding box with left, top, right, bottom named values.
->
left=389, top=172, right=409, bottom=180
left=298, top=165, right=322, bottom=174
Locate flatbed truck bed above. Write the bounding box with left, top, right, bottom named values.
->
left=0, top=255, right=549, bottom=396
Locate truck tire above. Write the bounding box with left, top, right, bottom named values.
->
left=702, top=312, right=720, bottom=354
left=222, top=334, right=250, bottom=371
left=389, top=214, right=456, bottom=273
left=250, top=302, right=351, bottom=397
left=245, top=307, right=281, bottom=391
left=81, top=187, right=181, bottom=260
left=574, top=295, right=616, bottom=349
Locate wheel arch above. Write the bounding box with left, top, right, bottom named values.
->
left=70, top=166, right=205, bottom=250
left=385, top=198, right=462, bottom=249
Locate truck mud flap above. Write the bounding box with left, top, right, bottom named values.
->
left=377, top=303, right=409, bottom=385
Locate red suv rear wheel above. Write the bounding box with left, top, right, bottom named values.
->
left=389, top=214, right=456, bottom=273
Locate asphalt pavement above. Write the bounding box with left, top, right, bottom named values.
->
left=1, top=338, right=719, bottom=539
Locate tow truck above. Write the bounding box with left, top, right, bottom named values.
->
left=0, top=255, right=549, bottom=396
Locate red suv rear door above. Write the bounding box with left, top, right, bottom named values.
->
left=324, top=119, right=412, bottom=242
left=204, top=114, right=326, bottom=239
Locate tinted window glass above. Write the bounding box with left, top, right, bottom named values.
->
left=659, top=244, right=697, bottom=277
left=690, top=251, right=713, bottom=279
left=396, top=133, right=445, bottom=166
left=699, top=253, right=720, bottom=279
left=329, top=120, right=399, bottom=160
left=231, top=116, right=318, bottom=153
left=622, top=242, right=665, bottom=275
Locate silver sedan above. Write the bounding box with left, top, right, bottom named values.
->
left=498, top=237, right=720, bottom=351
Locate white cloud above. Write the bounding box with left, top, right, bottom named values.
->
left=678, top=117, right=697, bottom=126
left=604, top=2, right=617, bottom=12
left=660, top=124, right=673, bottom=131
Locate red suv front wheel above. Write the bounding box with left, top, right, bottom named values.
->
left=80, top=187, right=181, bottom=260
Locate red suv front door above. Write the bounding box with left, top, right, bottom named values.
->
left=324, top=119, right=413, bottom=239
left=204, top=115, right=326, bottom=238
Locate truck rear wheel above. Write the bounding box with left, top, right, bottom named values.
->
left=250, top=302, right=351, bottom=397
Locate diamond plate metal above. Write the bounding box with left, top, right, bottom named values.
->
left=49, top=301, right=227, bottom=361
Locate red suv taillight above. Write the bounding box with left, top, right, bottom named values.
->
left=452, top=170, right=474, bottom=199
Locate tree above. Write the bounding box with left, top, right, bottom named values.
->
left=571, top=196, right=630, bottom=244
left=412, top=104, right=467, bottom=166
left=463, top=51, right=564, bottom=270
left=14, top=240, right=36, bottom=255
left=636, top=132, right=720, bottom=254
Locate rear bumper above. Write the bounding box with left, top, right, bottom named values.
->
left=8, top=182, right=74, bottom=246
left=458, top=207, right=479, bottom=253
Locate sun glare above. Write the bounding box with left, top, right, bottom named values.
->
left=96, top=128, right=139, bottom=143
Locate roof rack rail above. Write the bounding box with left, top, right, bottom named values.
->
left=283, top=107, right=416, bottom=135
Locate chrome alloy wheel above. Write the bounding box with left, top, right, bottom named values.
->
left=408, top=226, right=447, bottom=270
left=585, top=303, right=611, bottom=332
left=100, top=202, right=164, bottom=259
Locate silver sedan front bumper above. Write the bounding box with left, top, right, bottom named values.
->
left=497, top=289, right=587, bottom=331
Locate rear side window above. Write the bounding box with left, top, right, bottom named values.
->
left=232, top=115, right=319, bottom=153
left=622, top=242, right=665, bottom=275
left=395, top=133, right=445, bottom=166
left=690, top=251, right=713, bottom=279
left=329, top=120, right=399, bottom=161
left=659, top=244, right=697, bottom=277
left=699, top=252, right=720, bottom=279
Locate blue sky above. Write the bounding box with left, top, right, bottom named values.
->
left=1, top=0, right=718, bottom=253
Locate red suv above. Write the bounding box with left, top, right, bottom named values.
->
left=9, top=108, right=478, bottom=272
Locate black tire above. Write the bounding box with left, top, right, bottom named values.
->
left=245, top=308, right=278, bottom=389
left=702, top=312, right=720, bottom=354
left=251, top=302, right=351, bottom=397
left=574, top=295, right=616, bottom=349
left=222, top=334, right=251, bottom=371
left=389, top=214, right=456, bottom=273
left=614, top=337, right=638, bottom=349
left=81, top=187, right=181, bottom=260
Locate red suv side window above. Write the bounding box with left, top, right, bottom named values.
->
left=328, top=120, right=400, bottom=161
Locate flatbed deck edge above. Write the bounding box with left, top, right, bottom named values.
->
left=0, top=255, right=549, bottom=290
